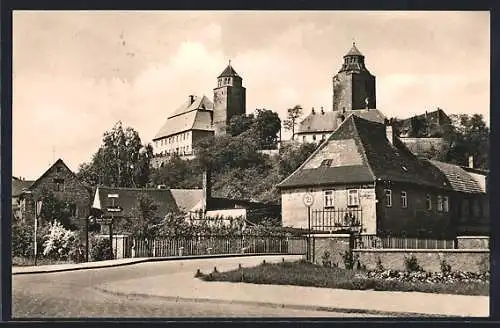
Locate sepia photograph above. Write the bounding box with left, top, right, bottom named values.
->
left=11, top=10, right=490, bottom=319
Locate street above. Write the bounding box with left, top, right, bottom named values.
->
left=13, top=256, right=379, bottom=318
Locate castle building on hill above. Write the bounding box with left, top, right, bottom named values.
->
left=151, top=61, right=246, bottom=163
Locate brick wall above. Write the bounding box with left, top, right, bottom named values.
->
left=353, top=249, right=489, bottom=273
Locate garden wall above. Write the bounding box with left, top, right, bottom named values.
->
left=353, top=249, right=489, bottom=273
left=456, top=236, right=489, bottom=249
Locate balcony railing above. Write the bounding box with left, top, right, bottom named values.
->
left=310, top=208, right=362, bottom=232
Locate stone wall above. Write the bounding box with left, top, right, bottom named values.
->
left=353, top=249, right=489, bottom=273
left=456, top=236, right=490, bottom=249
left=312, top=234, right=351, bottom=268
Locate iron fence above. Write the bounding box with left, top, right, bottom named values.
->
left=355, top=235, right=456, bottom=249
left=131, top=236, right=307, bottom=258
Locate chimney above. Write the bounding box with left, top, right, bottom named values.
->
left=321, top=106, right=324, bottom=115
left=202, top=168, right=212, bottom=210
left=468, top=155, right=474, bottom=168
left=386, top=124, right=394, bottom=145
left=311, top=107, right=315, bottom=115
left=189, top=95, right=195, bottom=105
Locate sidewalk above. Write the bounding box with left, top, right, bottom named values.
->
left=12, top=253, right=303, bottom=275
left=96, top=271, right=490, bottom=317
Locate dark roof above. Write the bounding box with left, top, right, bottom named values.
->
left=92, top=186, right=180, bottom=218
left=342, top=109, right=385, bottom=124
left=278, top=166, right=374, bottom=189
left=170, top=189, right=203, bottom=212
left=218, top=63, right=240, bottom=78
left=12, top=178, right=34, bottom=197
left=399, top=108, right=451, bottom=127
left=279, top=115, right=450, bottom=189
left=345, top=43, right=364, bottom=57
left=428, top=160, right=484, bottom=194
left=153, top=95, right=214, bottom=140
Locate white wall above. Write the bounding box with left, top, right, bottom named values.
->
left=153, top=131, right=193, bottom=156
left=281, top=185, right=377, bottom=234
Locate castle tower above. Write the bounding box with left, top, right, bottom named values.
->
left=213, top=60, right=246, bottom=135
left=332, top=43, right=376, bottom=112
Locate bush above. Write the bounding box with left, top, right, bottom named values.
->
left=42, top=221, right=80, bottom=261
left=89, top=235, right=113, bottom=261
left=440, top=259, right=452, bottom=274
left=404, top=255, right=423, bottom=272
left=342, top=250, right=358, bottom=270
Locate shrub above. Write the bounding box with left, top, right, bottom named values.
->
left=440, top=259, right=452, bottom=274
left=404, top=255, right=423, bottom=272
left=89, top=235, right=113, bottom=261
left=42, top=221, right=79, bottom=261
left=342, top=250, right=358, bottom=270
left=375, top=256, right=384, bottom=272
left=321, top=250, right=332, bottom=268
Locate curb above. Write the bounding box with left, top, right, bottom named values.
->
left=12, top=253, right=304, bottom=275
left=94, top=286, right=449, bottom=318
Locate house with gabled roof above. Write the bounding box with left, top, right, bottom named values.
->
left=12, top=176, right=34, bottom=220
left=19, top=159, right=92, bottom=225
left=278, top=114, right=462, bottom=238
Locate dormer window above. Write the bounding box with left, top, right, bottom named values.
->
left=320, top=159, right=332, bottom=167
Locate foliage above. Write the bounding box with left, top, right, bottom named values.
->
left=42, top=220, right=80, bottom=261
left=199, top=260, right=489, bottom=296
left=227, top=113, right=255, bottom=137
left=283, top=105, right=303, bottom=140
left=227, top=109, right=281, bottom=149
left=440, top=259, right=452, bottom=274
left=89, top=234, right=113, bottom=261
left=150, top=154, right=202, bottom=189
left=404, top=255, right=423, bottom=272
left=38, top=188, right=78, bottom=230
left=342, top=250, right=358, bottom=270
left=445, top=114, right=489, bottom=169
left=77, top=121, right=153, bottom=188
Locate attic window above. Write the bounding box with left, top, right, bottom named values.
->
left=321, top=159, right=333, bottom=167
left=54, top=178, right=65, bottom=192
left=56, top=167, right=63, bottom=173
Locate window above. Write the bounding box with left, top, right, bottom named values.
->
left=437, top=195, right=443, bottom=212
left=384, top=189, right=392, bottom=207
left=322, top=134, right=326, bottom=141
left=54, top=178, right=64, bottom=192
left=56, top=167, right=63, bottom=173
left=320, top=159, right=332, bottom=167
left=401, top=191, right=407, bottom=208
left=472, top=199, right=481, bottom=217
left=426, top=194, right=432, bottom=210
left=313, top=135, right=317, bottom=141
left=347, top=189, right=360, bottom=207
left=324, top=190, right=335, bottom=208
left=302, top=136, right=306, bottom=142
left=443, top=196, right=449, bottom=213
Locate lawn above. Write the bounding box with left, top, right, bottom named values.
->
left=198, top=260, right=489, bottom=296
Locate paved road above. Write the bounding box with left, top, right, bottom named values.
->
left=13, top=256, right=377, bottom=318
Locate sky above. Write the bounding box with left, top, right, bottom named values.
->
left=13, top=11, right=490, bottom=180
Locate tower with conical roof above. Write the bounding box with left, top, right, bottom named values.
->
left=332, top=43, right=376, bottom=112
left=213, top=60, right=246, bottom=135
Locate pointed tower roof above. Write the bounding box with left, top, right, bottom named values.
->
left=218, top=60, right=240, bottom=78
left=345, top=42, right=364, bottom=57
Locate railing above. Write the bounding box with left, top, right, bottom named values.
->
left=355, top=235, right=456, bottom=249
left=311, top=208, right=363, bottom=232
left=131, top=236, right=307, bottom=258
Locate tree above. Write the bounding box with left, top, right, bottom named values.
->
left=253, top=108, right=281, bottom=149
left=38, top=188, right=78, bottom=230
left=227, top=114, right=255, bottom=137
left=150, top=154, right=203, bottom=189
left=125, top=194, right=162, bottom=256
left=77, top=121, right=153, bottom=188
left=283, top=105, right=303, bottom=140
left=445, top=114, right=489, bottom=169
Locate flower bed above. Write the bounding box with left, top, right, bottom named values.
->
left=355, top=270, right=490, bottom=284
